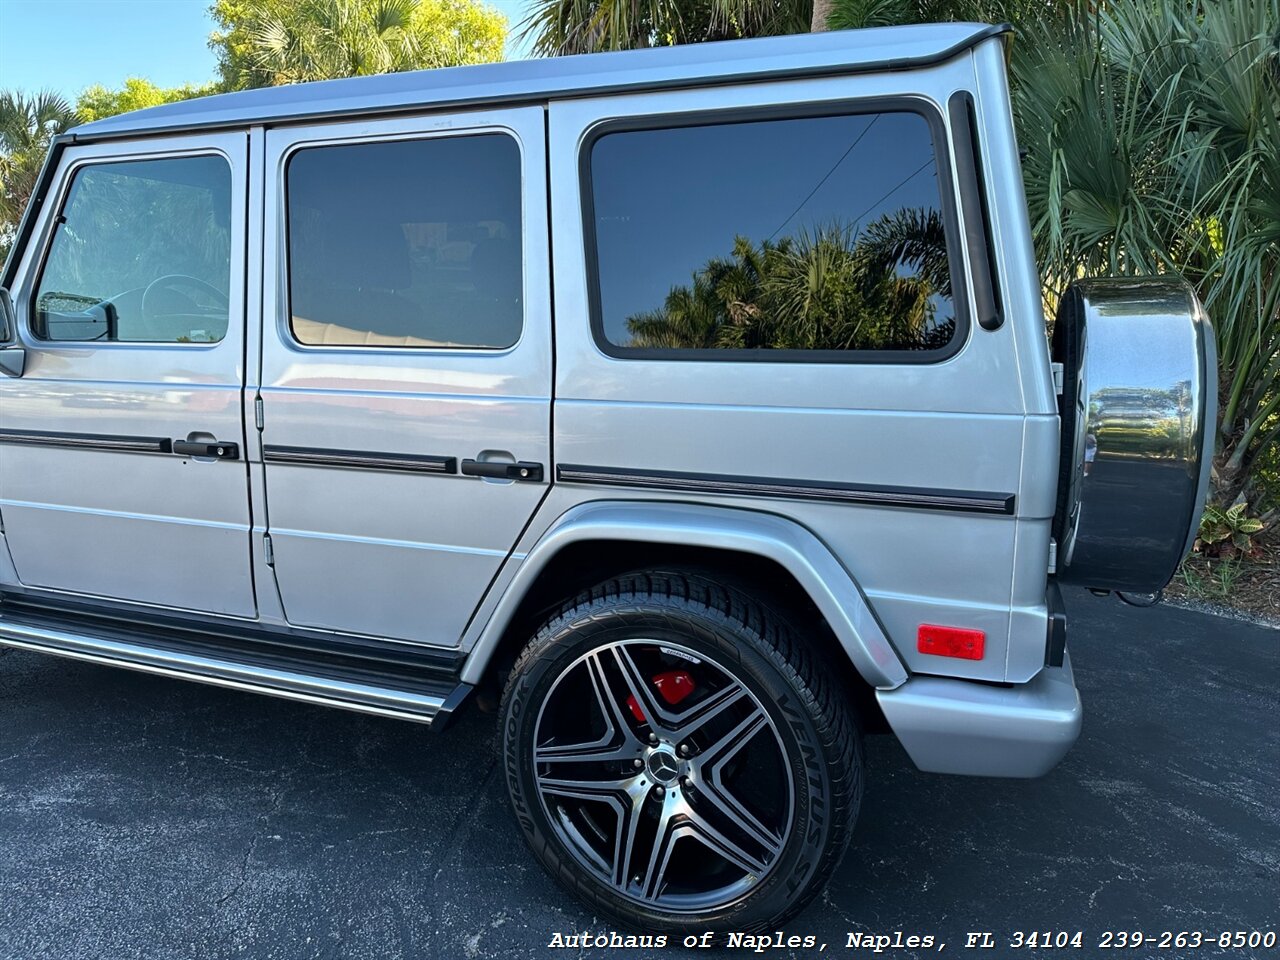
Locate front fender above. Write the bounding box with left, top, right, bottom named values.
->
left=459, top=500, right=908, bottom=690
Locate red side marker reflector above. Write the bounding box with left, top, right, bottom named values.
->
left=651, top=670, right=696, bottom=706
left=917, top=624, right=986, bottom=661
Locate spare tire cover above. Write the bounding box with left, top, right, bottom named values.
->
left=1052, top=278, right=1217, bottom=593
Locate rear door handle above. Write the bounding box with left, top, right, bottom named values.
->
left=171, top=439, right=239, bottom=460
left=460, top=459, right=542, bottom=481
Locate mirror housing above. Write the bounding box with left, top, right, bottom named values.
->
left=0, top=287, right=27, bottom=377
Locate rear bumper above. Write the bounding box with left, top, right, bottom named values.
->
left=876, top=651, right=1082, bottom=778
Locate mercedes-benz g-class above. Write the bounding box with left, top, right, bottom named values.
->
left=0, top=22, right=1214, bottom=931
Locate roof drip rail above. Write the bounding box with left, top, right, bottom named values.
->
left=68, top=23, right=1015, bottom=142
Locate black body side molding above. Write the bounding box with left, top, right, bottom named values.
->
left=557, top=464, right=1016, bottom=516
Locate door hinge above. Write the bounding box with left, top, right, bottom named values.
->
left=1048, top=537, right=1058, bottom=574
left=263, top=532, right=274, bottom=566
left=254, top=396, right=264, bottom=430
left=1051, top=361, right=1065, bottom=396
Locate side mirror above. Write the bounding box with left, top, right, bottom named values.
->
left=0, top=287, right=27, bottom=377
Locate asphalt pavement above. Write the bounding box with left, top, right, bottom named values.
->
left=0, top=589, right=1276, bottom=960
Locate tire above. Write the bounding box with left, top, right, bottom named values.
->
left=500, top=569, right=863, bottom=932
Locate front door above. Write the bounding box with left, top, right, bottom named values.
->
left=257, top=109, right=551, bottom=646
left=0, top=132, right=256, bottom=617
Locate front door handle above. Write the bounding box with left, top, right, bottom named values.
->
left=460, top=459, right=542, bottom=481
left=171, top=439, right=239, bottom=460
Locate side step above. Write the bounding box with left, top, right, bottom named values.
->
left=0, top=606, right=471, bottom=727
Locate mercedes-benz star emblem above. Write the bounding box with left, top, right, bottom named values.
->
left=646, top=749, right=679, bottom=784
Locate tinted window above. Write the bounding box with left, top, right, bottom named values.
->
left=588, top=111, right=958, bottom=356
left=34, top=156, right=232, bottom=343
left=286, top=134, right=522, bottom=349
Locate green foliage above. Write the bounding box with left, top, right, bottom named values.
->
left=1197, top=501, right=1267, bottom=556
left=519, top=0, right=809, bottom=56
left=1010, top=0, right=1280, bottom=510
left=1177, top=552, right=1247, bottom=600
left=74, top=78, right=221, bottom=124
left=625, top=213, right=954, bottom=351
left=826, top=0, right=1039, bottom=29
left=0, top=90, right=76, bottom=265
left=518, top=0, right=1040, bottom=53
left=209, top=0, right=506, bottom=89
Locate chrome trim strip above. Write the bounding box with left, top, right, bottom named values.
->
left=263, top=444, right=457, bottom=474
left=0, top=619, right=448, bottom=724
left=557, top=464, right=1016, bottom=515
left=0, top=428, right=169, bottom=454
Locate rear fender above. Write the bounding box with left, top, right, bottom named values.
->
left=459, top=500, right=908, bottom=690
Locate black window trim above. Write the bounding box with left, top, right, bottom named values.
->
left=280, top=128, right=528, bottom=354
left=948, top=90, right=1003, bottom=331
left=27, top=150, right=235, bottom=347
left=579, top=96, right=974, bottom=365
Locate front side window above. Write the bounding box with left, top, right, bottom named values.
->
left=588, top=110, right=960, bottom=358
left=34, top=155, right=232, bottom=343
left=285, top=133, right=523, bottom=350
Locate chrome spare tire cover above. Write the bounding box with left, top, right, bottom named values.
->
left=1052, top=278, right=1217, bottom=593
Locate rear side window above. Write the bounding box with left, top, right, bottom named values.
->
left=285, top=133, right=523, bottom=349
left=586, top=110, right=961, bottom=359
left=34, top=155, right=232, bottom=343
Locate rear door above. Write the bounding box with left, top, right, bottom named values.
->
left=257, top=108, right=551, bottom=646
left=0, top=133, right=256, bottom=617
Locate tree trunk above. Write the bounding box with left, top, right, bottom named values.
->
left=811, top=0, right=833, bottom=31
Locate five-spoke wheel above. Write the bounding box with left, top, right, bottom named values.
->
left=532, top=639, right=793, bottom=910
left=502, top=570, right=863, bottom=932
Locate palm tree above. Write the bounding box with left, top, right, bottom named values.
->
left=248, top=0, right=416, bottom=83
left=520, top=0, right=810, bottom=54
left=0, top=90, right=77, bottom=264
left=626, top=212, right=953, bottom=351
left=224, top=0, right=506, bottom=87
left=859, top=207, right=951, bottom=297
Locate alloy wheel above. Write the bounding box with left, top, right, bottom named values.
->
left=532, top=638, right=794, bottom=913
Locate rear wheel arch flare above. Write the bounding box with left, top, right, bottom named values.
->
left=460, top=501, right=908, bottom=697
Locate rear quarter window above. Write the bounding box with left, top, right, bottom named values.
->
left=585, top=108, right=964, bottom=362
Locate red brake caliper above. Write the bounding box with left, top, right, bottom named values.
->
left=626, top=669, right=696, bottom=724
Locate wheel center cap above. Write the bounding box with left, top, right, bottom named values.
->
left=645, top=748, right=680, bottom=784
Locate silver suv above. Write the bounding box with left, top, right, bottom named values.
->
left=0, top=23, right=1214, bottom=932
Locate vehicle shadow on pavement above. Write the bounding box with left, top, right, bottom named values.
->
left=0, top=589, right=1275, bottom=960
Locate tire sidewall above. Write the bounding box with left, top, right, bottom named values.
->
left=502, top=598, right=839, bottom=932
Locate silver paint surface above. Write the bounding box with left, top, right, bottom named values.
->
left=877, top=650, right=1082, bottom=777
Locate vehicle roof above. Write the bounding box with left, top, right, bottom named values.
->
left=70, top=23, right=1006, bottom=141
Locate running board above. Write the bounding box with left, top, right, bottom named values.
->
left=0, top=608, right=471, bottom=727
